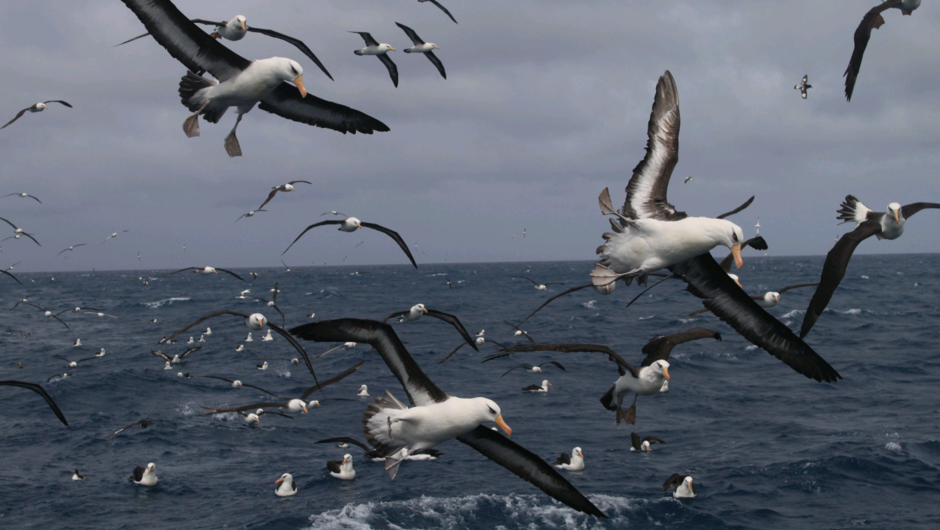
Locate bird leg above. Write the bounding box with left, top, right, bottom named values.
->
left=182, top=101, right=209, bottom=138
left=210, top=32, right=222, bottom=39
left=616, top=395, right=638, bottom=426
left=224, top=113, right=244, bottom=158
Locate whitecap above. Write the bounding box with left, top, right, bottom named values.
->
left=581, top=300, right=596, bottom=309
left=638, top=315, right=656, bottom=321
left=861, top=275, right=870, bottom=279
left=885, top=442, right=902, bottom=452
left=840, top=309, right=862, bottom=315
left=781, top=309, right=805, bottom=319
left=144, top=297, right=191, bottom=309
left=745, top=345, right=758, bottom=351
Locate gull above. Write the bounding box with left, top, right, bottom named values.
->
left=512, top=276, right=563, bottom=291
left=396, top=23, right=445, bottom=79
left=383, top=304, right=477, bottom=350
left=0, top=217, right=40, bottom=246
left=235, top=209, right=265, bottom=222
left=117, top=15, right=333, bottom=81
left=0, top=380, right=69, bottom=425
left=169, top=266, right=245, bottom=281
left=102, top=230, right=129, bottom=244
left=2, top=101, right=72, bottom=129
left=275, top=473, right=297, bottom=496
left=108, top=419, right=177, bottom=438
left=120, top=0, right=389, bottom=158
left=54, top=355, right=96, bottom=368
left=351, top=32, right=398, bottom=87
left=129, top=463, right=158, bottom=486
left=663, top=474, right=695, bottom=498
left=283, top=216, right=417, bottom=268
left=418, top=0, right=458, bottom=24
left=844, top=0, right=921, bottom=101
left=631, top=432, right=666, bottom=452
left=3, top=192, right=42, bottom=204
left=257, top=181, right=312, bottom=210
left=501, top=361, right=565, bottom=378
left=151, top=346, right=201, bottom=364
left=552, top=447, right=584, bottom=471
left=795, top=75, right=812, bottom=99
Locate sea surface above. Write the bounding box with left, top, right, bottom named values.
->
left=1, top=255, right=938, bottom=530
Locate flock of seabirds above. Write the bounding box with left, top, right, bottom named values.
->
left=1, top=0, right=937, bottom=519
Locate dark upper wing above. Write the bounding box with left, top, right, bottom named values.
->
left=44, top=101, right=72, bottom=108
left=500, top=365, right=527, bottom=378
left=513, top=276, right=538, bottom=285
left=456, top=426, right=606, bottom=518
left=1, top=269, right=21, bottom=284
left=315, top=436, right=371, bottom=452
left=326, top=460, right=343, bottom=473
left=844, top=0, right=903, bottom=101
left=258, top=84, right=391, bottom=134
left=378, top=54, right=399, bottom=88
left=716, top=196, right=755, bottom=220
left=539, top=360, right=566, bottom=371
left=247, top=26, right=333, bottom=81
left=299, top=361, right=366, bottom=400
left=20, top=232, right=41, bottom=247
left=631, top=432, right=641, bottom=449
left=351, top=31, right=379, bottom=47
left=622, top=71, right=685, bottom=222
left=360, top=222, right=417, bottom=268
left=640, top=328, right=721, bottom=367
left=800, top=220, right=882, bottom=339
left=427, top=0, right=458, bottom=24
left=775, top=283, right=819, bottom=295
left=119, top=0, right=251, bottom=81
left=201, top=376, right=282, bottom=398
left=383, top=311, right=408, bottom=323
left=669, top=254, right=841, bottom=382
left=662, top=473, right=685, bottom=491
left=178, top=346, right=201, bottom=359
left=644, top=436, right=666, bottom=445
left=425, top=51, right=446, bottom=79
left=426, top=309, right=478, bottom=351
left=163, top=310, right=248, bottom=341
left=554, top=453, right=571, bottom=465
left=215, top=268, right=246, bottom=281
left=901, top=202, right=940, bottom=219
left=437, top=342, right=467, bottom=365
left=489, top=343, right=638, bottom=378
left=257, top=188, right=279, bottom=210
left=503, top=320, right=536, bottom=343
left=290, top=319, right=448, bottom=406
left=1, top=108, right=30, bottom=129
left=517, top=283, right=593, bottom=326
left=282, top=220, right=344, bottom=255
left=395, top=22, right=424, bottom=45
left=151, top=350, right=172, bottom=361
left=0, top=380, right=68, bottom=426
left=167, top=267, right=198, bottom=275
left=718, top=235, right=768, bottom=271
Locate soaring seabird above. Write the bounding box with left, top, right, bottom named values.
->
left=418, top=0, right=458, bottom=24
left=1, top=101, right=72, bottom=129
left=395, top=23, right=446, bottom=79
left=130, top=463, right=158, bottom=486
left=274, top=473, right=297, bottom=496
left=663, top=473, right=695, bottom=498
left=289, top=318, right=607, bottom=518
left=120, top=0, right=388, bottom=158
left=630, top=432, right=665, bottom=452
left=552, top=447, right=584, bottom=471
left=795, top=75, right=812, bottom=99
left=316, top=436, right=443, bottom=462
left=383, top=304, right=477, bottom=350
left=350, top=32, right=398, bottom=87
left=501, top=361, right=565, bottom=378
left=17, top=302, right=72, bottom=331
left=0, top=268, right=21, bottom=284
left=117, top=15, right=333, bottom=81
left=844, top=0, right=921, bottom=101
left=54, top=355, right=96, bottom=368
left=150, top=346, right=201, bottom=365
left=108, top=419, right=177, bottom=438
left=102, top=230, right=129, bottom=244
left=257, top=181, right=312, bottom=210
left=327, top=454, right=356, bottom=480
left=0, top=380, right=69, bottom=425
left=56, top=244, right=87, bottom=257
left=168, top=266, right=245, bottom=281
left=4, top=192, right=42, bottom=204
left=513, top=276, right=564, bottom=291
left=235, top=209, right=265, bottom=222
left=522, top=380, right=552, bottom=393
left=800, top=195, right=940, bottom=338
left=0, top=217, right=41, bottom=246
left=283, top=217, right=418, bottom=268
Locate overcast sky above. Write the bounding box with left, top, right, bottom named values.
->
left=1, top=0, right=939, bottom=272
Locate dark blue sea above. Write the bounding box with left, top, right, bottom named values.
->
left=1, top=255, right=938, bottom=530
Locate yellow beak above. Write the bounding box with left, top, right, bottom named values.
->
left=494, top=414, right=512, bottom=436
left=342, top=456, right=348, bottom=465
left=662, top=366, right=670, bottom=380
left=275, top=477, right=284, bottom=484
left=422, top=307, right=428, bottom=313
left=548, top=382, right=553, bottom=386
left=302, top=405, right=308, bottom=414
left=774, top=294, right=780, bottom=302
left=294, top=75, right=307, bottom=98
left=241, top=21, right=247, bottom=31
left=389, top=47, right=397, bottom=52
left=357, top=223, right=362, bottom=229
left=894, top=210, right=900, bottom=224
left=731, top=244, right=743, bottom=269
left=434, top=45, right=440, bottom=49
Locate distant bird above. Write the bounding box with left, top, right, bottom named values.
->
left=327, top=454, right=356, bottom=480
left=800, top=195, right=940, bottom=338
left=119, top=0, right=389, bottom=158
left=47, top=373, right=71, bottom=383
left=54, top=355, right=96, bottom=368
left=445, top=277, right=452, bottom=289
left=0, top=380, right=69, bottom=425
left=73, top=339, right=82, bottom=347
left=383, top=304, right=477, bottom=351
left=684, top=176, right=693, bottom=184
left=257, top=181, right=312, bottom=210
left=512, top=276, right=563, bottom=291
left=168, top=266, right=245, bottom=281
left=129, top=463, right=158, bottom=486
left=755, top=217, right=761, bottom=235
left=275, top=473, right=297, bottom=496
left=283, top=217, right=417, bottom=268
left=16, top=302, right=72, bottom=331
left=663, top=474, right=695, bottom=498
left=844, top=0, right=921, bottom=101
left=72, top=469, right=86, bottom=481
left=501, top=361, right=565, bottom=378
left=102, top=230, right=129, bottom=244
left=117, top=15, right=333, bottom=81
left=396, top=23, right=445, bottom=79
left=315, top=436, right=443, bottom=462
left=1, top=101, right=72, bottom=129
left=683, top=282, right=819, bottom=318
left=257, top=361, right=269, bottom=370
left=794, top=75, right=812, bottom=99
left=3, top=192, right=42, bottom=203
left=150, top=347, right=201, bottom=364
left=357, top=384, right=369, bottom=397
left=108, top=419, right=176, bottom=438
left=96, top=348, right=106, bottom=357
left=199, top=376, right=282, bottom=398
left=630, top=432, right=665, bottom=452
left=418, top=0, right=457, bottom=24
left=522, top=380, right=552, bottom=393
left=261, top=329, right=274, bottom=342
left=552, top=447, right=584, bottom=471
left=235, top=209, right=265, bottom=222
left=350, top=32, right=398, bottom=87
left=244, top=332, right=253, bottom=341
left=0, top=217, right=40, bottom=246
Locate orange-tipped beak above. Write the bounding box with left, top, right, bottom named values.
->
left=389, top=47, right=397, bottom=52
left=548, top=382, right=553, bottom=386
left=774, top=294, right=780, bottom=303
left=241, top=21, right=247, bottom=31
left=662, top=366, right=670, bottom=380
left=302, top=405, right=308, bottom=414
left=357, top=223, right=362, bottom=229
left=422, top=307, right=428, bottom=313
left=433, top=45, right=440, bottom=50
left=894, top=210, right=900, bottom=224
left=294, top=75, right=307, bottom=98
left=731, top=244, right=743, bottom=269
left=494, top=414, right=512, bottom=436
left=275, top=477, right=284, bottom=484
left=342, top=456, right=348, bottom=465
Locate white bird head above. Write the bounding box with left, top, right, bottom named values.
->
left=683, top=476, right=695, bottom=493
left=44, top=311, right=52, bottom=317
left=574, top=447, right=584, bottom=459
left=270, top=58, right=306, bottom=98
left=229, top=15, right=247, bottom=32
left=411, top=303, right=427, bottom=315
left=35, top=103, right=48, bottom=111
left=232, top=380, right=242, bottom=388
left=532, top=366, right=542, bottom=372
left=247, top=313, right=268, bottom=330
left=476, top=398, right=512, bottom=436
left=344, top=217, right=363, bottom=231
left=380, top=44, right=396, bottom=53
left=283, top=183, right=295, bottom=192
left=593, top=281, right=616, bottom=295
left=146, top=463, right=156, bottom=475
left=764, top=291, right=780, bottom=305
left=275, top=473, right=292, bottom=485
left=307, top=400, right=321, bottom=408
left=651, top=360, right=671, bottom=381
left=541, top=380, right=552, bottom=388
left=344, top=342, right=356, bottom=349
left=288, top=398, right=308, bottom=414
left=887, top=202, right=902, bottom=224
left=358, top=384, right=368, bottom=393
left=709, top=220, right=746, bottom=268
left=641, top=440, right=651, bottom=452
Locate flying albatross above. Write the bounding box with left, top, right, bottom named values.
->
left=117, top=14, right=333, bottom=81
left=120, top=0, right=389, bottom=157
left=383, top=304, right=478, bottom=351
left=168, top=266, right=245, bottom=281
left=683, top=282, right=819, bottom=318
left=108, top=419, right=177, bottom=438
left=0, top=380, right=69, bottom=426
left=316, top=436, right=444, bottom=462
left=4, top=192, right=42, bottom=204
left=418, top=0, right=458, bottom=24
left=289, top=318, right=607, bottom=518
left=0, top=216, right=41, bottom=246
left=283, top=217, right=417, bottom=268
left=257, top=181, right=312, bottom=210
left=1, top=101, right=72, bottom=129
left=799, top=194, right=940, bottom=338
left=593, top=71, right=840, bottom=383
left=396, top=23, right=446, bottom=79
left=199, top=375, right=283, bottom=398
left=844, top=0, right=921, bottom=101
left=350, top=32, right=398, bottom=87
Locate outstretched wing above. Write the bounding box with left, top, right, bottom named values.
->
left=282, top=220, right=344, bottom=255
left=247, top=26, right=333, bottom=81
left=300, top=361, right=366, bottom=400
left=901, top=202, right=940, bottom=219
left=350, top=31, right=380, bottom=47
left=640, top=328, right=721, bottom=367
left=0, top=380, right=69, bottom=426
left=1, top=269, right=21, bottom=284
left=776, top=283, right=819, bottom=295
left=361, top=222, right=418, bottom=268
left=456, top=426, right=606, bottom=518
left=844, top=0, right=903, bottom=101
left=426, top=309, right=478, bottom=351
left=1, top=108, right=30, bottom=129
left=715, top=196, right=755, bottom=220
left=315, top=436, right=372, bottom=452
left=425, top=51, right=446, bottom=79
left=258, top=85, right=390, bottom=134
left=486, top=343, right=638, bottom=378
left=378, top=54, right=399, bottom=88
left=395, top=22, right=424, bottom=45
left=257, top=188, right=280, bottom=211
left=215, top=268, right=246, bottom=281
left=426, top=0, right=458, bottom=24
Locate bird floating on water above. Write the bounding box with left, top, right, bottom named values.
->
left=552, top=447, right=585, bottom=471
left=275, top=473, right=297, bottom=496
left=129, top=463, right=158, bottom=486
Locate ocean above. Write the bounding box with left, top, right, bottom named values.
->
left=1, top=255, right=938, bottom=529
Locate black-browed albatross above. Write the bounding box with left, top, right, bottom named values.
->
left=120, top=0, right=389, bottom=157
left=396, top=23, right=446, bottom=79
left=315, top=436, right=444, bottom=462
left=631, top=432, right=665, bottom=452
left=168, top=266, right=245, bottom=281
left=418, top=0, right=458, bottom=24
left=350, top=32, right=398, bottom=87
left=3, top=192, right=42, bottom=204
left=0, top=217, right=41, bottom=247
left=289, top=318, right=607, bottom=518
left=383, top=304, right=478, bottom=351
left=283, top=217, right=417, bottom=268
left=257, top=181, right=312, bottom=210
left=0, top=380, right=69, bottom=426
left=1, top=101, right=72, bottom=129
left=844, top=0, right=921, bottom=101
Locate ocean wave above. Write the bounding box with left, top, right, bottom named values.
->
left=885, top=442, right=902, bottom=452
left=781, top=309, right=804, bottom=319
left=581, top=300, right=597, bottom=309
left=143, top=297, right=191, bottom=308
left=638, top=315, right=656, bottom=321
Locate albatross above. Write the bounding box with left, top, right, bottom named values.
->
left=316, top=436, right=444, bottom=462
left=683, top=282, right=819, bottom=318
left=630, top=432, right=665, bottom=452
left=795, top=75, right=812, bottom=99
left=130, top=463, right=158, bottom=486
left=0, top=217, right=41, bottom=246
left=418, top=0, right=458, bottom=24
left=257, top=181, right=312, bottom=210
left=327, top=454, right=356, bottom=480
left=552, top=447, right=584, bottom=471
left=168, top=266, right=245, bottom=281
left=350, top=32, right=398, bottom=87
left=1, top=101, right=72, bottom=129
left=108, top=419, right=176, bottom=438
left=799, top=195, right=940, bottom=338
left=383, top=304, right=477, bottom=350
left=844, top=0, right=921, bottom=101
left=663, top=473, right=695, bottom=498
left=120, top=0, right=388, bottom=158
left=274, top=473, right=297, bottom=496
left=396, top=23, right=446, bottom=79
left=283, top=217, right=417, bottom=268
left=513, top=276, right=563, bottom=291
left=0, top=380, right=69, bottom=426
left=3, top=192, right=42, bottom=204
left=289, top=318, right=607, bottom=518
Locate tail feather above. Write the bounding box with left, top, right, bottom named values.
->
left=837, top=195, right=871, bottom=225
left=178, top=71, right=226, bottom=123
left=362, top=391, right=408, bottom=458
left=599, top=384, right=619, bottom=411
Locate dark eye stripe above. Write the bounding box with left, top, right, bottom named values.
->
left=487, top=406, right=496, bottom=414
